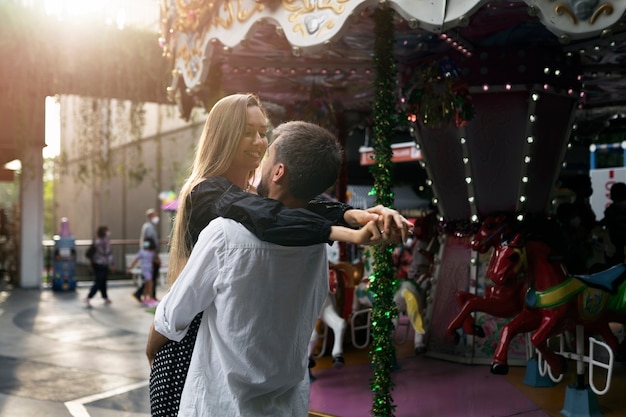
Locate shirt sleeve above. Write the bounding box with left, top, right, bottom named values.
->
left=192, top=178, right=351, bottom=247
left=306, top=197, right=352, bottom=227
left=154, top=222, right=224, bottom=341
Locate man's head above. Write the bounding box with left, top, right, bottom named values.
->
left=610, top=182, right=626, bottom=203
left=146, top=208, right=159, bottom=224
left=257, top=121, right=342, bottom=205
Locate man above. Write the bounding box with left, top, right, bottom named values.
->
left=147, top=121, right=401, bottom=416
left=134, top=208, right=160, bottom=302
left=141, top=208, right=160, bottom=248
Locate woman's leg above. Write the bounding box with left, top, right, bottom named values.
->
left=100, top=267, right=109, bottom=300
left=152, top=262, right=159, bottom=299
left=87, top=266, right=100, bottom=299
left=91, top=265, right=108, bottom=299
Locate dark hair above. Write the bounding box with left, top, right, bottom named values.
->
left=96, top=226, right=108, bottom=238
left=610, top=182, right=626, bottom=203
left=271, top=121, right=343, bottom=201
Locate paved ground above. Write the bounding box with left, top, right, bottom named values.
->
left=0, top=277, right=155, bottom=417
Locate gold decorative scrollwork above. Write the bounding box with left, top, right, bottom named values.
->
left=173, top=0, right=265, bottom=32
left=590, top=3, right=613, bottom=24
left=555, top=4, right=578, bottom=24
left=283, top=0, right=349, bottom=15
left=555, top=1, right=615, bottom=26
left=282, top=0, right=349, bottom=37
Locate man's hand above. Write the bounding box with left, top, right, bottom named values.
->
left=344, top=205, right=414, bottom=243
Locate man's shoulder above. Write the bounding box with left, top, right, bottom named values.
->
left=208, top=217, right=251, bottom=235
left=198, top=218, right=250, bottom=242
left=209, top=218, right=326, bottom=254
left=141, top=221, right=156, bottom=231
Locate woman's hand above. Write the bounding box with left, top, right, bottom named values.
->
left=344, top=205, right=414, bottom=242
left=367, top=205, right=414, bottom=242
left=330, top=222, right=401, bottom=245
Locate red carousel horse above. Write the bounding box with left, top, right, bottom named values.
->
left=488, top=232, right=626, bottom=375
left=447, top=214, right=527, bottom=341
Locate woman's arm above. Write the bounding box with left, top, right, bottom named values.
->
left=215, top=192, right=333, bottom=245
left=146, top=323, right=170, bottom=367
left=330, top=221, right=382, bottom=245
left=191, top=177, right=410, bottom=247
left=306, top=197, right=353, bottom=226
left=191, top=178, right=336, bottom=246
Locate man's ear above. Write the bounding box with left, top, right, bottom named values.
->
left=272, top=163, right=287, bottom=183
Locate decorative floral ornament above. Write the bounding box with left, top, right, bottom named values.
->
left=399, top=58, right=475, bottom=129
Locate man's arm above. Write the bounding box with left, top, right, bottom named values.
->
left=146, top=220, right=224, bottom=365
left=146, top=323, right=171, bottom=367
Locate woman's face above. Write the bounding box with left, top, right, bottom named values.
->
left=231, top=105, right=268, bottom=173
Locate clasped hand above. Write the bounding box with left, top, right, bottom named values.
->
left=345, top=205, right=414, bottom=245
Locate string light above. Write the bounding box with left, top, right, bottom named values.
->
left=438, top=32, right=472, bottom=57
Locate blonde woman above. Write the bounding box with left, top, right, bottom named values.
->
left=149, top=93, right=412, bottom=416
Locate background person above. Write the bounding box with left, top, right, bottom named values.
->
left=127, top=237, right=160, bottom=308
left=148, top=121, right=401, bottom=416
left=84, top=225, right=115, bottom=307
left=603, top=181, right=626, bottom=266
left=133, top=208, right=159, bottom=302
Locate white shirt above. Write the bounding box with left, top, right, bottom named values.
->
left=154, top=218, right=329, bottom=417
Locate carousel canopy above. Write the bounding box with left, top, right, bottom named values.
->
left=161, top=0, right=626, bottom=132
left=158, top=0, right=626, bottom=220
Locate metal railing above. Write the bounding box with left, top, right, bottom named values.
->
left=42, top=239, right=169, bottom=282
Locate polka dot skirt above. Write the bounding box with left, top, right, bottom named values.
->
left=150, top=312, right=203, bottom=416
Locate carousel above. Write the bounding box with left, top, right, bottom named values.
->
left=158, top=1, right=626, bottom=416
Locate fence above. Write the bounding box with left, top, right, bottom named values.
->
left=42, top=239, right=169, bottom=283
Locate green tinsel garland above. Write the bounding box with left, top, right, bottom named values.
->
left=369, top=6, right=399, bottom=417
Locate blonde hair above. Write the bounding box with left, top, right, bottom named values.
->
left=168, top=93, right=266, bottom=284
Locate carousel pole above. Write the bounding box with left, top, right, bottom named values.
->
left=369, top=5, right=399, bottom=417
left=560, top=324, right=603, bottom=417
left=336, top=110, right=349, bottom=261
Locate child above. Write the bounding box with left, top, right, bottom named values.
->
left=126, top=237, right=160, bottom=307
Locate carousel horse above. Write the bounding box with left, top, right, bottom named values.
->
left=447, top=213, right=527, bottom=341
left=353, top=276, right=427, bottom=354
left=308, top=267, right=347, bottom=369
left=308, top=261, right=365, bottom=369
left=488, top=232, right=626, bottom=376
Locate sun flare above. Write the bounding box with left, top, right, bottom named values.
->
left=43, top=0, right=126, bottom=28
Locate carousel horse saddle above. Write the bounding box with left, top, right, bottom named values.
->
left=526, top=264, right=626, bottom=309
left=573, top=263, right=626, bottom=293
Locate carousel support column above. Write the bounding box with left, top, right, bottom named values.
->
left=560, top=324, right=603, bottom=417
left=16, top=97, right=45, bottom=288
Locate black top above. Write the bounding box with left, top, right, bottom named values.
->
left=184, top=177, right=351, bottom=249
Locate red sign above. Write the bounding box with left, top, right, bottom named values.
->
left=359, top=142, right=422, bottom=166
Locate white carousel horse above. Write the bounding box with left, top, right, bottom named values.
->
left=353, top=276, right=428, bottom=354
left=308, top=268, right=347, bottom=369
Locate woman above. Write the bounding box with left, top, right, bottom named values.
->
left=84, top=225, right=114, bottom=307
left=149, top=93, right=411, bottom=416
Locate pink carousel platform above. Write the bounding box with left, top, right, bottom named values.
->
left=307, top=329, right=626, bottom=417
